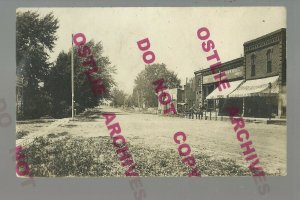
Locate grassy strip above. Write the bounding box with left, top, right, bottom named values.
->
left=22, top=135, right=269, bottom=177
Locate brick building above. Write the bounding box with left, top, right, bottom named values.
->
left=194, top=28, right=286, bottom=118
left=194, top=57, right=244, bottom=114
left=229, top=28, right=286, bottom=118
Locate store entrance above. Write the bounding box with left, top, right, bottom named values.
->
left=244, top=96, right=278, bottom=118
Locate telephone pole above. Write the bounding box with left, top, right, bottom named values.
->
left=71, top=34, right=74, bottom=119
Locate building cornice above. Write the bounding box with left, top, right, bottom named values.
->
left=194, top=57, right=244, bottom=75
left=244, top=28, right=286, bottom=53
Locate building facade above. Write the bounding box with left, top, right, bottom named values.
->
left=183, top=77, right=196, bottom=111
left=194, top=28, right=286, bottom=118
left=157, top=87, right=184, bottom=114
left=230, top=28, right=286, bottom=118
left=194, top=57, right=245, bottom=115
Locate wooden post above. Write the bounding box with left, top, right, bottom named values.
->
left=215, top=109, right=217, bottom=120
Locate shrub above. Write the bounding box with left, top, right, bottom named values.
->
left=47, top=133, right=58, bottom=138
left=57, top=132, right=69, bottom=137
left=17, top=131, right=29, bottom=139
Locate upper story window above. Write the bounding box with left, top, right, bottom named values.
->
left=251, top=54, right=256, bottom=76
left=267, top=49, right=272, bottom=73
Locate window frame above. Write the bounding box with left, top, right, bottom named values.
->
left=267, top=49, right=272, bottom=73
left=250, top=54, right=256, bottom=76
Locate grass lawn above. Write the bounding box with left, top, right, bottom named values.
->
left=21, top=133, right=275, bottom=177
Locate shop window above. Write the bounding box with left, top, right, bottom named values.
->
left=267, top=49, right=272, bottom=73
left=251, top=54, right=256, bottom=76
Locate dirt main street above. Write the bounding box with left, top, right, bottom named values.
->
left=17, top=106, right=286, bottom=176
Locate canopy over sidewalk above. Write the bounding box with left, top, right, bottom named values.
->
left=229, top=75, right=279, bottom=98
left=206, top=80, right=244, bottom=99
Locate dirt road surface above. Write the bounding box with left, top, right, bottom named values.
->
left=17, top=106, right=286, bottom=176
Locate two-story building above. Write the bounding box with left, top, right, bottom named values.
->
left=229, top=28, right=286, bottom=118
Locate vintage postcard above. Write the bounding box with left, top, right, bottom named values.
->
left=16, top=7, right=286, bottom=181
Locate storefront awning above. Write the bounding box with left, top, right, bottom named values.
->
left=229, top=75, right=279, bottom=98
left=206, top=80, right=244, bottom=99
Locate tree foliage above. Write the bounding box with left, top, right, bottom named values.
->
left=45, top=40, right=116, bottom=118
left=17, top=11, right=116, bottom=119
left=133, top=63, right=181, bottom=108
left=16, top=11, right=59, bottom=119
left=110, top=88, right=127, bottom=107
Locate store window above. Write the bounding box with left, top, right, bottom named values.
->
left=267, top=49, right=272, bottom=73
left=251, top=54, right=256, bottom=76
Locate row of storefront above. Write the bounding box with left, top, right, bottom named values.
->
left=192, top=28, right=286, bottom=118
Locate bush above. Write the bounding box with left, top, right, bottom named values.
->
left=17, top=131, right=29, bottom=139
left=47, top=133, right=58, bottom=138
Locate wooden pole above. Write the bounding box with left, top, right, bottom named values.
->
left=71, top=34, right=74, bottom=119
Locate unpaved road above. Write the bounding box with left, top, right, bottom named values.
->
left=17, top=106, right=286, bottom=175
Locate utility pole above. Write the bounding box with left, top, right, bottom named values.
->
left=268, top=82, right=272, bottom=121
left=71, top=34, right=74, bottom=119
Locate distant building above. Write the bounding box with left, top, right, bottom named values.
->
left=183, top=78, right=196, bottom=111
left=157, top=87, right=184, bottom=114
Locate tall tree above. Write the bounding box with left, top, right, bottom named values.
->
left=16, top=11, right=59, bottom=119
left=45, top=40, right=116, bottom=117
left=133, top=63, right=181, bottom=108
left=45, top=52, right=71, bottom=118
left=73, top=40, right=116, bottom=113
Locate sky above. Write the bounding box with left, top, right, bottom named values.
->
left=18, top=7, right=286, bottom=94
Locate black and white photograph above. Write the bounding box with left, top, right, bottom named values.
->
left=16, top=7, right=286, bottom=178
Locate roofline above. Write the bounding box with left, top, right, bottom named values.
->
left=194, top=57, right=244, bottom=75
left=244, top=28, right=286, bottom=46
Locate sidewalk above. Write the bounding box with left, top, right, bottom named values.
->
left=17, top=118, right=70, bottom=146
left=182, top=112, right=286, bottom=125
